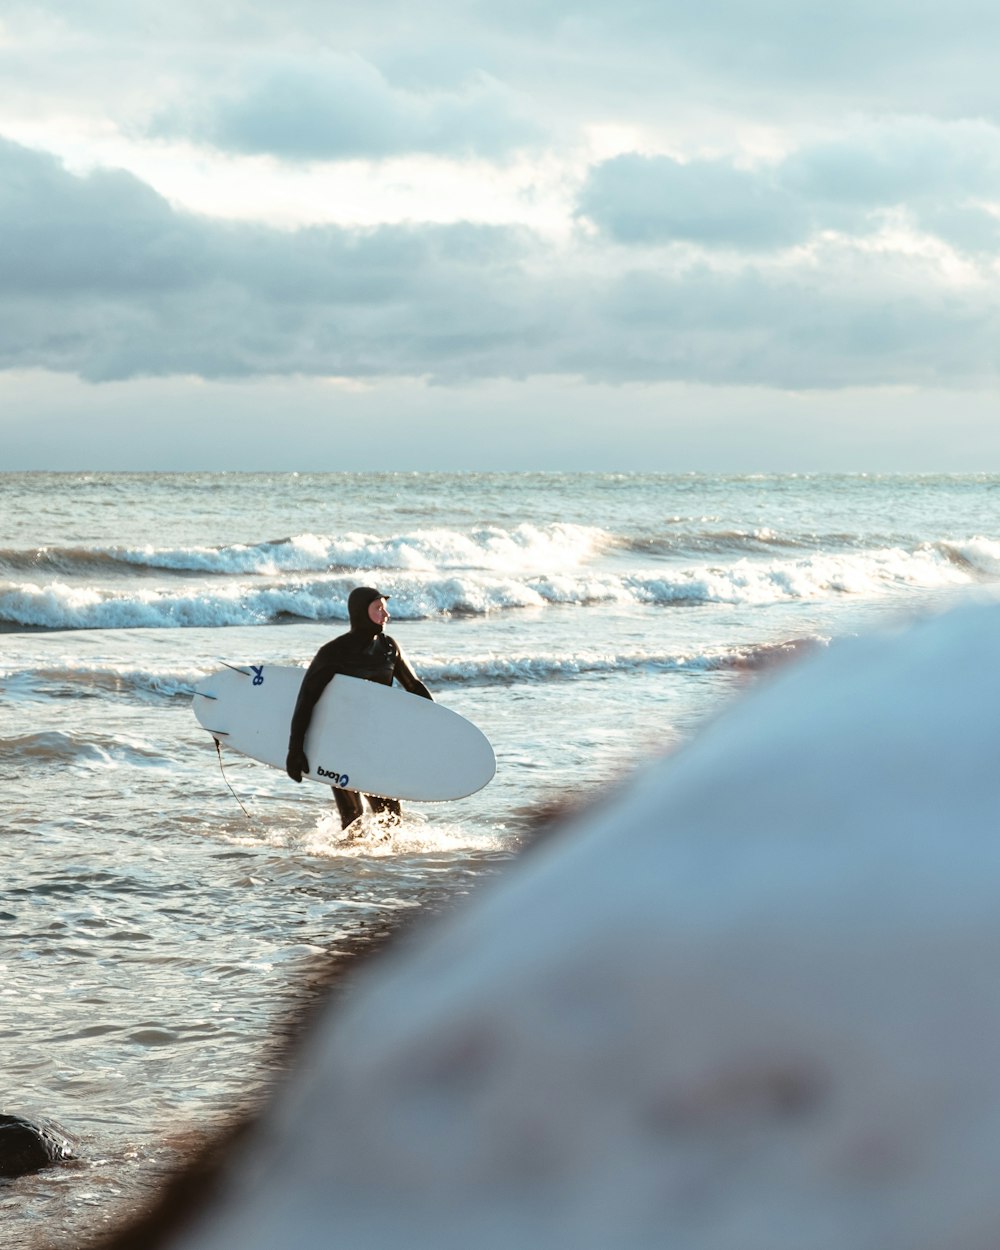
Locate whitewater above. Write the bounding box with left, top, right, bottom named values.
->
left=3, top=471, right=1000, bottom=1246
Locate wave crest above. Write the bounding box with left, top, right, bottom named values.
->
left=0, top=523, right=608, bottom=580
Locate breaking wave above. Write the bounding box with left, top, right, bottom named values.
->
left=417, top=639, right=826, bottom=685
left=9, top=526, right=997, bottom=582
left=0, top=539, right=995, bottom=632
left=0, top=638, right=827, bottom=707
left=0, top=523, right=608, bottom=579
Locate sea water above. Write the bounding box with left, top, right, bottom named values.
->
left=3, top=471, right=1000, bottom=1246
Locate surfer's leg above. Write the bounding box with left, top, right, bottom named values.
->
left=367, top=795, right=402, bottom=824
left=332, top=787, right=364, bottom=830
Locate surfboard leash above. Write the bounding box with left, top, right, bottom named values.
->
left=214, top=737, right=253, bottom=821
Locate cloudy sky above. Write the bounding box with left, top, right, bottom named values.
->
left=2, top=1, right=999, bottom=471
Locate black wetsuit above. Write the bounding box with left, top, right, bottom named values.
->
left=286, top=587, right=432, bottom=829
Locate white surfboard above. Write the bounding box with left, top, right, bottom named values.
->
left=193, top=664, right=495, bottom=801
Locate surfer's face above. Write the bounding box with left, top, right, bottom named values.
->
left=368, top=598, right=390, bottom=626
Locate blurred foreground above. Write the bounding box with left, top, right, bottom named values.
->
left=99, top=598, right=1000, bottom=1250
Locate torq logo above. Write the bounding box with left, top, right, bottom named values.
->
left=317, top=767, right=349, bottom=785
left=250, top=665, right=265, bottom=686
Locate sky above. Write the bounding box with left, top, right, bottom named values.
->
left=2, top=1, right=999, bottom=472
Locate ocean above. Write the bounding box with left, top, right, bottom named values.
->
left=4, top=471, right=1000, bottom=1246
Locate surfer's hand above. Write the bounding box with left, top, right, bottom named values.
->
left=286, top=746, right=308, bottom=782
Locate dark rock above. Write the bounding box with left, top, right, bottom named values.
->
left=0, top=1113, right=79, bottom=1178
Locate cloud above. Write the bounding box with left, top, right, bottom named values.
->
left=594, top=256, right=1000, bottom=389
left=577, top=155, right=814, bottom=249
left=919, top=204, right=1000, bottom=256
left=11, top=0, right=1000, bottom=164
left=0, top=141, right=204, bottom=295
left=153, top=54, right=542, bottom=160
left=482, top=1, right=1000, bottom=119
left=0, top=138, right=551, bottom=380
left=2, top=136, right=999, bottom=391
left=781, top=119, right=1000, bottom=204
left=3, top=1, right=1000, bottom=474
left=17, top=0, right=1000, bottom=145
left=578, top=119, right=1000, bottom=253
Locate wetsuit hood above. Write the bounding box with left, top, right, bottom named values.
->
left=347, top=586, right=389, bottom=634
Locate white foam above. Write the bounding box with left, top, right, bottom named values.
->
left=299, top=811, right=508, bottom=860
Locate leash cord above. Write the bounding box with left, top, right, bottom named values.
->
left=214, top=738, right=253, bottom=820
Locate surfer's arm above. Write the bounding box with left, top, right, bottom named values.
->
left=286, top=657, right=338, bottom=779
left=393, top=648, right=433, bottom=700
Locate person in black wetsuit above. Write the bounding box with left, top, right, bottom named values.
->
left=285, top=586, right=432, bottom=830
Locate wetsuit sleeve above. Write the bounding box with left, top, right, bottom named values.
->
left=288, top=649, right=341, bottom=753
left=393, top=646, right=433, bottom=700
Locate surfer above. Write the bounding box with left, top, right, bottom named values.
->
left=285, top=586, right=433, bottom=830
